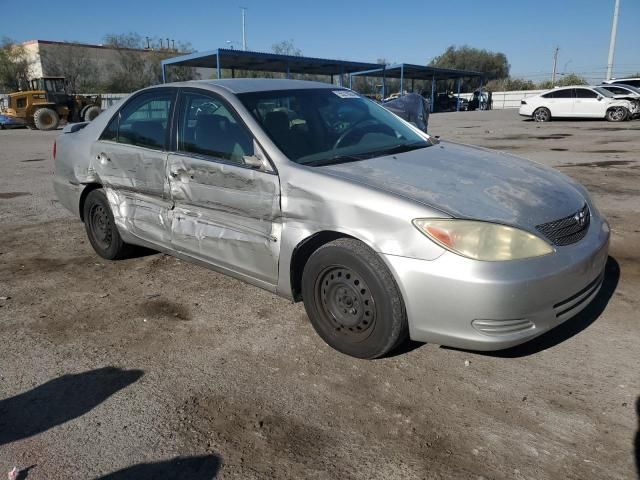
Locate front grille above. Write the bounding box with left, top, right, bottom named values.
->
left=536, top=204, right=590, bottom=246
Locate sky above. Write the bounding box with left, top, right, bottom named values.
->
left=3, top=0, right=639, bottom=83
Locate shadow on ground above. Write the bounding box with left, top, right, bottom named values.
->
left=94, top=455, right=222, bottom=480
left=0, top=367, right=143, bottom=446
left=441, top=256, right=620, bottom=359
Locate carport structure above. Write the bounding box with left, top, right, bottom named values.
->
left=349, top=63, right=484, bottom=112
left=161, top=48, right=381, bottom=86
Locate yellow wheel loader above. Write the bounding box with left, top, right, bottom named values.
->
left=0, top=77, right=102, bottom=131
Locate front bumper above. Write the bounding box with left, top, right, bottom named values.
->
left=383, top=215, right=610, bottom=351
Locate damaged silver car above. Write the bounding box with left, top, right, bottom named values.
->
left=53, top=79, right=610, bottom=358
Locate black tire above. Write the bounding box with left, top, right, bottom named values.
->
left=301, top=238, right=408, bottom=359
left=33, top=108, right=60, bottom=131
left=83, top=189, right=132, bottom=260
left=533, top=107, right=551, bottom=122
left=83, top=105, right=101, bottom=122
left=606, top=106, right=628, bottom=122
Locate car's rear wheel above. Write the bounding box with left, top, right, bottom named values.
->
left=301, top=238, right=408, bottom=359
left=606, top=106, right=628, bottom=122
left=533, top=107, right=551, bottom=122
left=83, top=189, right=132, bottom=260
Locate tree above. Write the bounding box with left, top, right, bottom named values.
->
left=39, top=42, right=99, bottom=93
left=0, top=38, right=31, bottom=91
left=486, top=77, right=536, bottom=92
left=538, top=73, right=587, bottom=90
left=103, top=33, right=196, bottom=92
left=272, top=40, right=302, bottom=56
left=430, top=45, right=510, bottom=90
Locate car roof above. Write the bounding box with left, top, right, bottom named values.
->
left=161, top=78, right=339, bottom=94
left=552, top=85, right=595, bottom=89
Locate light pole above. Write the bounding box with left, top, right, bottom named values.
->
left=241, top=7, right=247, bottom=51
left=551, top=46, right=559, bottom=85
left=606, top=0, right=621, bottom=80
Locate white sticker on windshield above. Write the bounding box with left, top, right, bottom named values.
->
left=333, top=90, right=360, bottom=98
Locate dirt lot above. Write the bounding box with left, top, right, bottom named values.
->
left=1, top=110, right=639, bottom=479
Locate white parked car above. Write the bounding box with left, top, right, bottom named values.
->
left=598, top=84, right=640, bottom=119
left=602, top=77, right=640, bottom=89
left=599, top=83, right=640, bottom=99
left=519, top=85, right=634, bottom=122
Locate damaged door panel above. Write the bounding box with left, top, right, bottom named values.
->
left=167, top=154, right=281, bottom=284
left=168, top=89, right=281, bottom=284
left=90, top=88, right=177, bottom=247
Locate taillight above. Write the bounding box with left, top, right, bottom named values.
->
left=53, top=141, right=56, bottom=160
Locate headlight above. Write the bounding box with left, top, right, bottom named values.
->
left=412, top=219, right=554, bottom=261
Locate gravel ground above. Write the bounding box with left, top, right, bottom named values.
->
left=1, top=110, right=639, bottom=480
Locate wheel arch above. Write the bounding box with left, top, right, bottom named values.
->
left=289, top=230, right=359, bottom=302
left=78, top=182, right=103, bottom=222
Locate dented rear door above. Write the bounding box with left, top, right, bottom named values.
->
left=167, top=89, right=281, bottom=285
left=91, top=88, right=177, bottom=247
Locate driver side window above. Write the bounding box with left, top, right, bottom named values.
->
left=178, top=92, right=254, bottom=164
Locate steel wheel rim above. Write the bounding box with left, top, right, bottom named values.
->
left=315, top=266, right=376, bottom=342
left=89, top=203, right=112, bottom=250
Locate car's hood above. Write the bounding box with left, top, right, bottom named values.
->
left=318, top=141, right=586, bottom=229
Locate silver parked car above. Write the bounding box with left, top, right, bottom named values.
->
left=53, top=79, right=610, bottom=358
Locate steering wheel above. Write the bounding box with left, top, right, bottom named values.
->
left=332, top=119, right=378, bottom=150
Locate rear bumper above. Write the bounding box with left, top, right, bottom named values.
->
left=53, top=175, right=82, bottom=218
left=382, top=215, right=610, bottom=351
left=518, top=104, right=534, bottom=117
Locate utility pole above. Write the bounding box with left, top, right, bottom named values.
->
left=241, top=7, right=247, bottom=51
left=606, top=0, right=621, bottom=80
left=551, top=46, right=559, bottom=85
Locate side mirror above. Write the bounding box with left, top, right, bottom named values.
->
left=597, top=95, right=603, bottom=101
left=243, top=140, right=273, bottom=172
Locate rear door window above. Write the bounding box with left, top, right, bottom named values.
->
left=100, top=90, right=175, bottom=150
left=553, top=89, right=574, bottom=99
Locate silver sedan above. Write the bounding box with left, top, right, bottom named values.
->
left=53, top=79, right=610, bottom=358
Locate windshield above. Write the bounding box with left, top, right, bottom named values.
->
left=237, top=88, right=431, bottom=166
left=593, top=87, right=614, bottom=98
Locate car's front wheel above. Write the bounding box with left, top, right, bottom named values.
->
left=301, top=238, right=408, bottom=359
left=533, top=107, right=551, bottom=122
left=83, top=188, right=132, bottom=260
left=606, top=106, right=628, bottom=122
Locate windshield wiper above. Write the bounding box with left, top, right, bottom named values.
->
left=303, top=141, right=430, bottom=167
left=303, top=154, right=367, bottom=167
left=374, top=141, right=430, bottom=156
